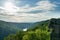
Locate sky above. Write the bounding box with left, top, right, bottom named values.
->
left=0, top=0, right=60, bottom=22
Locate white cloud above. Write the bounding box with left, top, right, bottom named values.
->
left=0, top=0, right=57, bottom=22
left=36, top=1, right=57, bottom=10
left=16, top=0, right=57, bottom=12
left=0, top=11, right=52, bottom=22
left=0, top=7, right=5, bottom=9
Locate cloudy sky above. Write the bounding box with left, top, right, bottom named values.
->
left=0, top=0, right=60, bottom=22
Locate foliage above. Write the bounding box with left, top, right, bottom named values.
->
left=4, top=21, right=50, bottom=40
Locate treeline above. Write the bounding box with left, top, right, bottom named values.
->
left=4, top=21, right=50, bottom=40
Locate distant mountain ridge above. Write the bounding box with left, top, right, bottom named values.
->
left=0, top=20, right=34, bottom=29
left=0, top=18, right=60, bottom=40
left=0, top=20, right=34, bottom=40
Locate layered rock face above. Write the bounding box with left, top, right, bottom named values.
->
left=49, top=18, right=60, bottom=40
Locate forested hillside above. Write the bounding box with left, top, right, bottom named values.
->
left=0, top=21, right=33, bottom=40
left=1, top=18, right=60, bottom=40
left=4, top=20, right=50, bottom=40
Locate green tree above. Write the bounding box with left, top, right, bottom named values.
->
left=4, top=34, right=15, bottom=40
left=4, top=22, right=50, bottom=40
left=34, top=28, right=50, bottom=40
left=23, top=31, right=37, bottom=40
